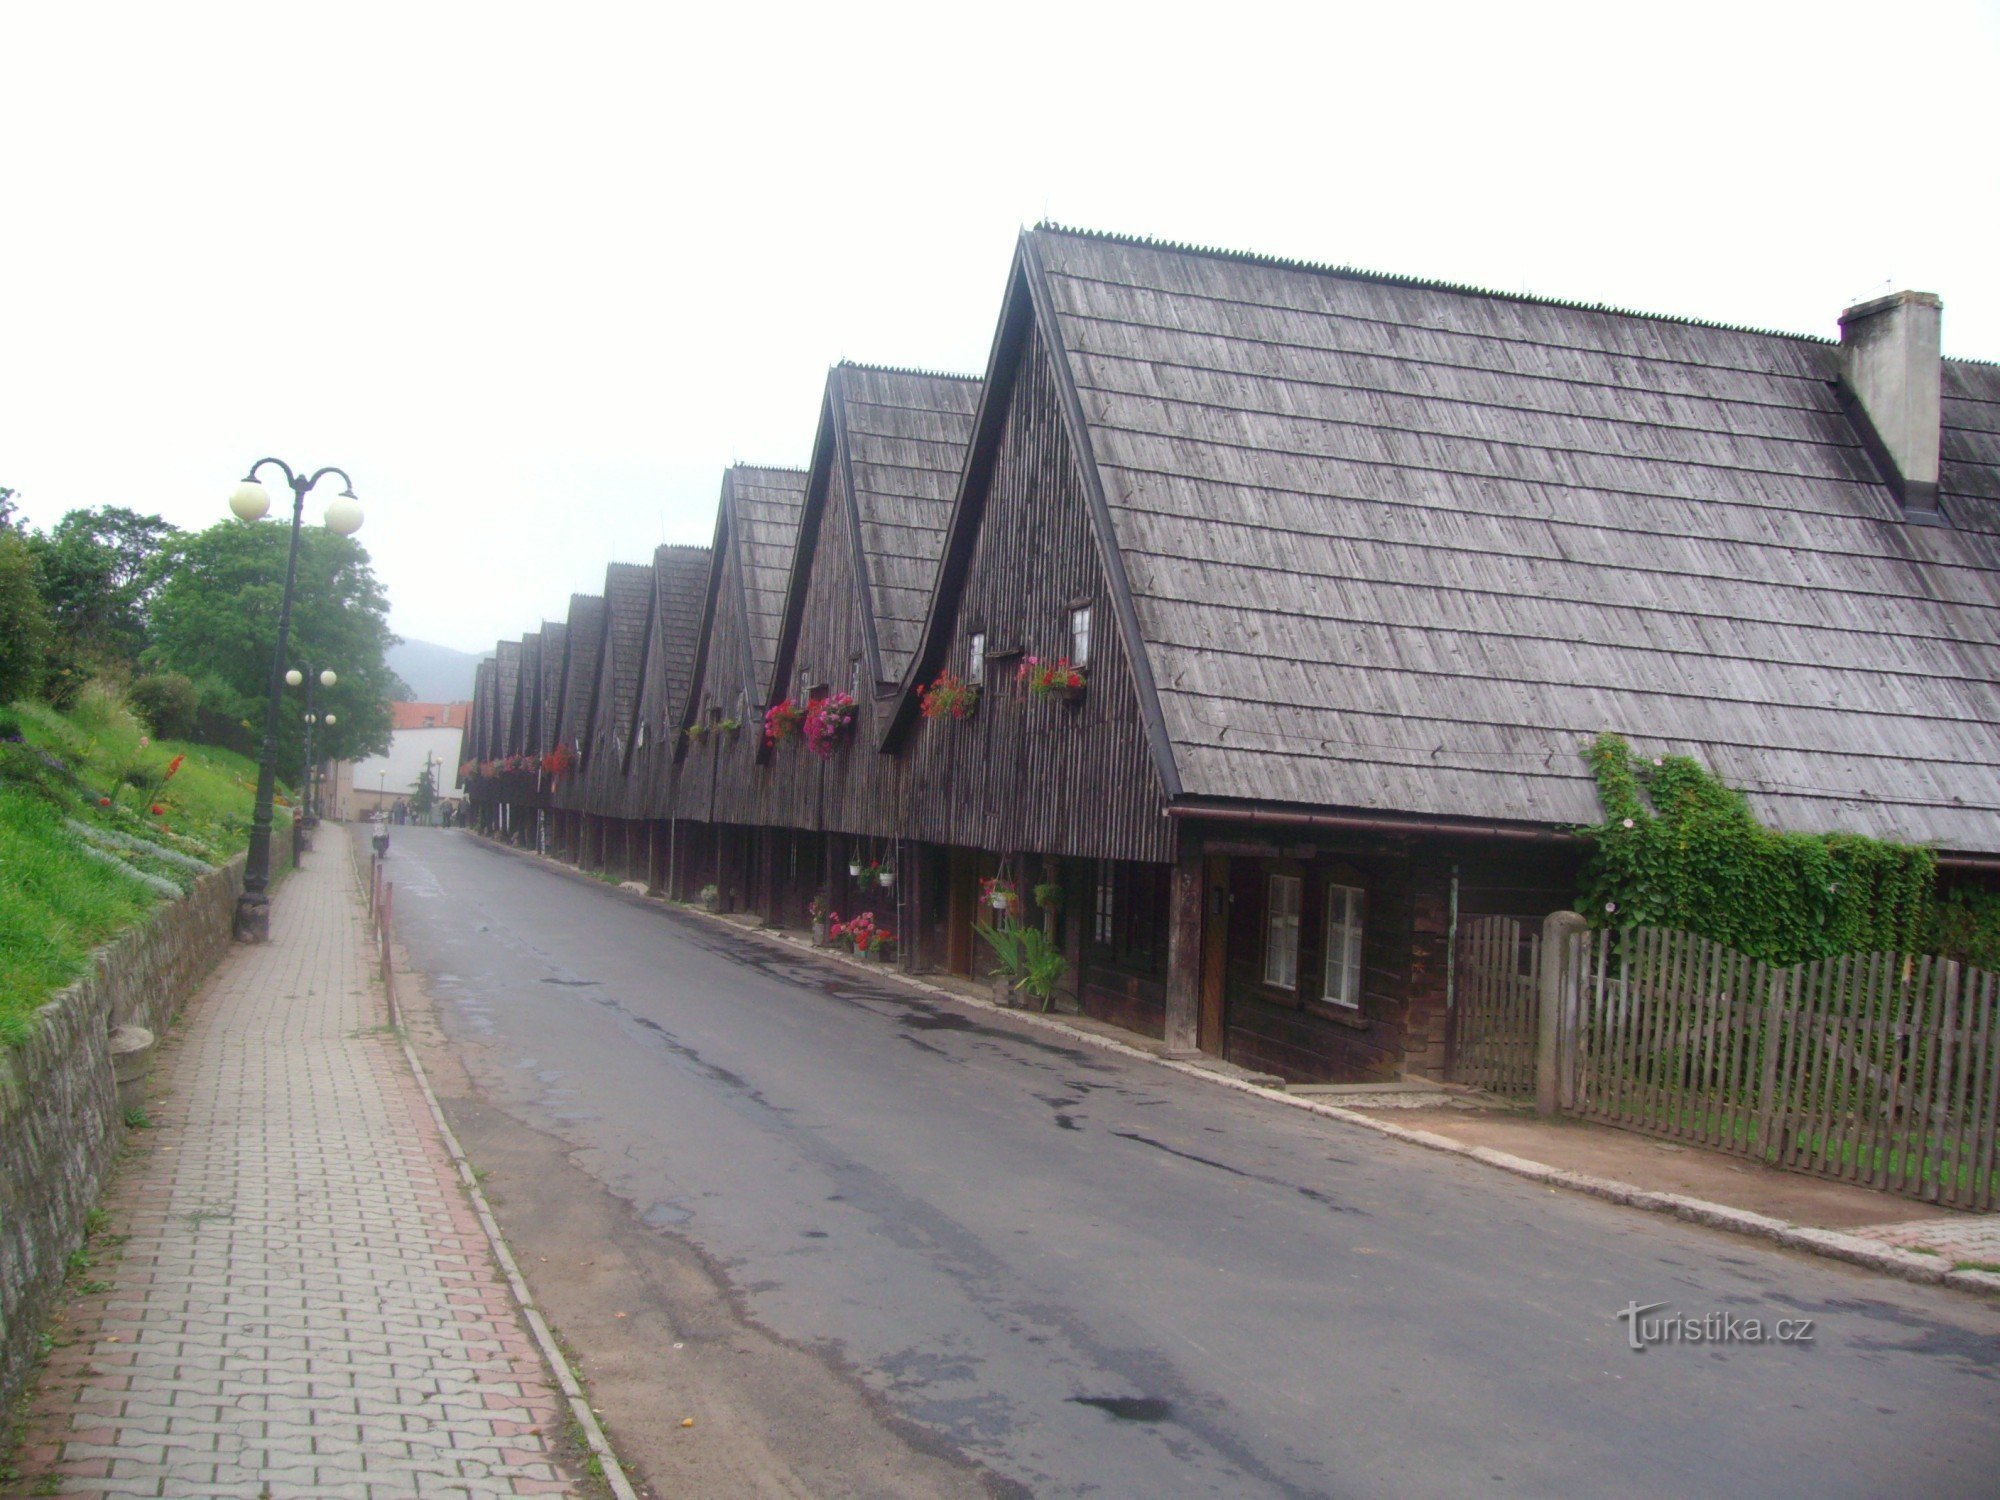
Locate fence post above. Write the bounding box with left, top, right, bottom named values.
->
left=1537, top=911, right=1588, bottom=1117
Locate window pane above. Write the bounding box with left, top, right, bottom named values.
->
left=969, top=633, right=986, bottom=683
left=1070, top=607, right=1092, bottom=668
left=1265, top=874, right=1300, bottom=988
left=1323, top=884, right=1363, bottom=1006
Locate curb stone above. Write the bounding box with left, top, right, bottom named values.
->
left=461, top=832, right=2000, bottom=1302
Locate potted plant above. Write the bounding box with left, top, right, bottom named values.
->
left=848, top=856, right=863, bottom=878
left=980, top=875, right=1020, bottom=918
left=764, top=698, right=804, bottom=747
left=699, top=883, right=721, bottom=912
left=808, top=895, right=828, bottom=946
left=1018, top=655, right=1086, bottom=701
left=877, top=865, right=895, bottom=889
left=919, top=670, right=981, bottom=722
left=867, top=925, right=896, bottom=962
left=804, top=692, right=858, bottom=759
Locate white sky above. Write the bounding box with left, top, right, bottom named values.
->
left=5, top=0, right=1996, bottom=656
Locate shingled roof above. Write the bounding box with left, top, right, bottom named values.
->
left=599, top=562, right=654, bottom=747
left=833, top=364, right=982, bottom=682
left=493, top=641, right=521, bottom=757
left=556, top=595, right=605, bottom=751
left=638, top=545, right=712, bottom=741
left=998, top=227, right=2000, bottom=851
left=727, top=466, right=808, bottom=699
left=536, top=620, right=567, bottom=754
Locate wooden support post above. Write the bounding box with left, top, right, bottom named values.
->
left=1537, top=910, right=1588, bottom=1117
left=1163, top=846, right=1204, bottom=1057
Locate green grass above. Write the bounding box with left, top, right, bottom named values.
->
left=0, top=692, right=289, bottom=1045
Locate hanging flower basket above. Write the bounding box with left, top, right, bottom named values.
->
left=877, top=868, right=895, bottom=888
left=541, top=744, right=576, bottom=779
left=919, top=670, right=981, bottom=722
left=1019, top=656, right=1086, bottom=701
left=764, top=698, right=804, bottom=747
left=980, top=876, right=1021, bottom=917
left=848, top=858, right=863, bottom=878
left=804, top=692, right=858, bottom=759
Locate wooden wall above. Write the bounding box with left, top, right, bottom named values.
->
left=903, top=326, right=1172, bottom=864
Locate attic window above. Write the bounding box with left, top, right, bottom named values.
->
left=636, top=723, right=648, bottom=750
left=850, top=658, right=862, bottom=697
left=1070, top=607, right=1093, bottom=668
left=968, top=632, right=986, bottom=684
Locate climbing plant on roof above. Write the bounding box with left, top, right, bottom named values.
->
left=1579, top=734, right=1935, bottom=964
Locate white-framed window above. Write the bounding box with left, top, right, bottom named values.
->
left=1322, top=884, right=1364, bottom=1008
left=636, top=722, right=648, bottom=750
left=1094, top=863, right=1114, bottom=944
left=850, top=658, right=862, bottom=696
left=1070, top=606, right=1093, bottom=667
left=969, top=632, right=986, bottom=684
left=1264, top=874, right=1301, bottom=989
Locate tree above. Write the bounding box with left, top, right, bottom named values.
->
left=26, top=506, right=182, bottom=701
left=145, top=518, right=405, bottom=771
left=0, top=529, right=51, bottom=704
left=409, top=759, right=439, bottom=823
left=0, top=486, right=21, bottom=533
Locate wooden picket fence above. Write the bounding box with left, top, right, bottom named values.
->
left=1560, top=926, right=2000, bottom=1210
left=1449, top=916, right=1541, bottom=1096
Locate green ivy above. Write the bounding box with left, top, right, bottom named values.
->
left=1926, top=887, right=2000, bottom=971
left=1579, top=734, right=1936, bottom=963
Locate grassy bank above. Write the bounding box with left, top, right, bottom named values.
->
left=0, top=691, right=290, bottom=1044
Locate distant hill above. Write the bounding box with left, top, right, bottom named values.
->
left=387, top=639, right=485, bottom=702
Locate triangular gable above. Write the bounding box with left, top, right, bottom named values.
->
left=886, top=235, right=1183, bottom=799
left=767, top=365, right=980, bottom=713
left=580, top=562, right=651, bottom=799
left=493, top=641, right=522, bottom=759
left=675, top=466, right=807, bottom=755
left=536, top=620, right=567, bottom=755
left=555, top=594, right=606, bottom=756
left=622, top=543, right=712, bottom=776
left=510, top=632, right=541, bottom=759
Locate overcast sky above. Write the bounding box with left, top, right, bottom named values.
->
left=5, top=0, right=1996, bottom=659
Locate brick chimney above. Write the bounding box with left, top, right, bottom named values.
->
left=1838, top=290, right=1943, bottom=519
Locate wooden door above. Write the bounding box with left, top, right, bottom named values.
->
left=1199, top=856, right=1230, bottom=1054
left=947, top=847, right=977, bottom=975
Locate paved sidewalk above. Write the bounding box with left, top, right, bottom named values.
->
left=9, top=845, right=577, bottom=1497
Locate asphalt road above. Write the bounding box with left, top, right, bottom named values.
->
left=375, top=827, right=2000, bottom=1499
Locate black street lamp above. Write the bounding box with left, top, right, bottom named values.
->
left=228, top=459, right=364, bottom=942
left=288, top=665, right=338, bottom=857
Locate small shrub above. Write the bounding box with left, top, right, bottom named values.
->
left=128, top=671, right=198, bottom=739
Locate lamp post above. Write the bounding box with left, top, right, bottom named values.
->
left=228, top=459, right=363, bottom=942
left=288, top=666, right=338, bottom=828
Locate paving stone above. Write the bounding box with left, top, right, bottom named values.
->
left=13, top=851, right=576, bottom=1496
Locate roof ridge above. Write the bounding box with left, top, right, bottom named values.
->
left=836, top=359, right=983, bottom=383
left=729, top=462, right=810, bottom=475
left=1032, top=222, right=1836, bottom=348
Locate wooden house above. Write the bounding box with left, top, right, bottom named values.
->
left=468, top=224, right=1998, bottom=1086
left=572, top=562, right=653, bottom=873
left=672, top=465, right=807, bottom=903
left=619, top=543, right=713, bottom=884
left=886, top=226, right=2000, bottom=1080
left=547, top=593, right=606, bottom=858
left=738, top=364, right=983, bottom=933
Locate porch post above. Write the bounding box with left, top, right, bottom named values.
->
left=1163, top=842, right=1203, bottom=1056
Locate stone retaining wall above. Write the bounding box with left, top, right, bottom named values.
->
left=0, top=854, right=245, bottom=1408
